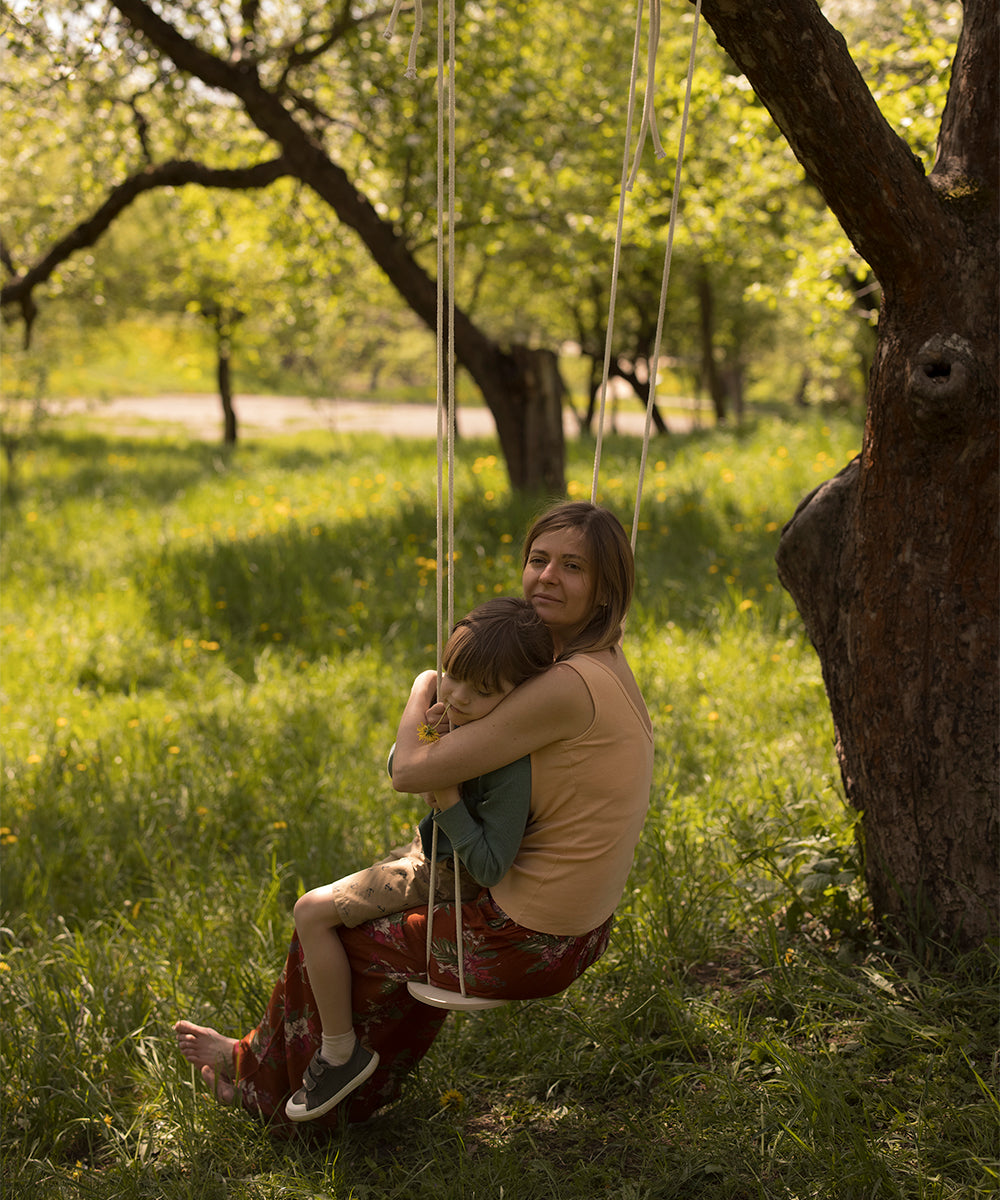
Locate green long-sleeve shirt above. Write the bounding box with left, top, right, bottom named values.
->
left=388, top=746, right=531, bottom=888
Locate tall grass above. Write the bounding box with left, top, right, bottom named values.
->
left=1, top=416, right=995, bottom=1199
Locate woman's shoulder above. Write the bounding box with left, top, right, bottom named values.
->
left=564, top=650, right=651, bottom=727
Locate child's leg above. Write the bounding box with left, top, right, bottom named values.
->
left=293, top=885, right=354, bottom=1056
left=293, top=849, right=432, bottom=1060
left=286, top=885, right=381, bottom=1122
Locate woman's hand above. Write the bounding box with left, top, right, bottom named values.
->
left=410, top=670, right=439, bottom=708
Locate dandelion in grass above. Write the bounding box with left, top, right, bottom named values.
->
left=439, top=1088, right=464, bottom=1110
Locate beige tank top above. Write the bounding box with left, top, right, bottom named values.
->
left=490, top=653, right=653, bottom=936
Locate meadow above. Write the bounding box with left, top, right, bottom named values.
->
left=1, top=413, right=996, bottom=1199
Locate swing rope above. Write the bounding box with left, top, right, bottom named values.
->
left=590, top=0, right=647, bottom=511
left=386, top=0, right=700, bottom=1007
left=427, top=0, right=468, bottom=1000
left=591, top=0, right=703, bottom=554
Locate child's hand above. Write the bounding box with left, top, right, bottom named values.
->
left=423, top=701, right=452, bottom=735
left=431, top=785, right=462, bottom=812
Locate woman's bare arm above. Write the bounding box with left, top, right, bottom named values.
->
left=391, top=663, right=594, bottom=794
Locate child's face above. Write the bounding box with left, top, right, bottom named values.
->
left=438, top=672, right=514, bottom=726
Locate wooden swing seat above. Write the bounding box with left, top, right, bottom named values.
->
left=406, top=979, right=508, bottom=1011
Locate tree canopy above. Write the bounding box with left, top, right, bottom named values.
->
left=3, top=1, right=956, bottom=472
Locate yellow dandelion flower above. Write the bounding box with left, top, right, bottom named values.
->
left=418, top=704, right=451, bottom=743
left=439, top=1088, right=465, bottom=1109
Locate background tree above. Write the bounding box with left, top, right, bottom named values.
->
left=3, top=0, right=912, bottom=486
left=693, top=0, right=996, bottom=946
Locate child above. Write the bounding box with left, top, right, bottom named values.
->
left=285, top=596, right=554, bottom=1122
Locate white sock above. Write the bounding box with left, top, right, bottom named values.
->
left=320, top=1031, right=356, bottom=1066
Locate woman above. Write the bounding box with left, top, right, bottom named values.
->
left=175, top=501, right=654, bottom=1128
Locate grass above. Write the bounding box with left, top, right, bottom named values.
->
left=1, top=413, right=996, bottom=1199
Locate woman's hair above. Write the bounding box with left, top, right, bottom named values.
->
left=443, top=597, right=554, bottom=694
left=522, top=501, right=635, bottom=657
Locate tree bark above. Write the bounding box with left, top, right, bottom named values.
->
left=700, top=0, right=998, bottom=945
left=107, top=0, right=564, bottom=494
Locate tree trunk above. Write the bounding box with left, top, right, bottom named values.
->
left=218, top=337, right=236, bottom=445
left=491, top=346, right=566, bottom=497
left=701, top=0, right=998, bottom=946
left=696, top=262, right=728, bottom=423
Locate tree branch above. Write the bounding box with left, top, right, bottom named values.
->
left=109, top=0, right=500, bottom=374
left=933, top=0, right=998, bottom=193
left=1, top=158, right=293, bottom=312
left=697, top=0, right=958, bottom=300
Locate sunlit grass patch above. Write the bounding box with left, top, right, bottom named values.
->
left=2, top=416, right=994, bottom=1200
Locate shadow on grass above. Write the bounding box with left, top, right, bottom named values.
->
left=131, top=442, right=795, bottom=681
left=8, top=429, right=359, bottom=511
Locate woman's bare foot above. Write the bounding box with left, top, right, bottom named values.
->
left=200, top=1063, right=237, bottom=1105
left=174, top=1020, right=238, bottom=1078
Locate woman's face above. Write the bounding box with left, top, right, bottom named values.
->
left=522, top=525, right=595, bottom=649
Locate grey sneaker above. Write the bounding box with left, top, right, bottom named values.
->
left=284, top=1041, right=379, bottom=1122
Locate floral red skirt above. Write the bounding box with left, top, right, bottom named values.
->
left=230, top=889, right=612, bottom=1130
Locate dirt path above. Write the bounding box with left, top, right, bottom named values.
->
left=54, top=393, right=697, bottom=439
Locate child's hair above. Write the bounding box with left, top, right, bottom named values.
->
left=443, top=597, right=554, bottom=695
left=522, top=501, right=634, bottom=658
